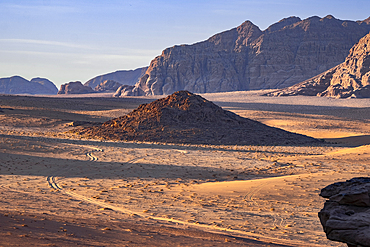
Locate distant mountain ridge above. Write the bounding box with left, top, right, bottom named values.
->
left=265, top=31, right=370, bottom=98
left=115, top=15, right=370, bottom=96
left=0, top=76, right=58, bottom=95
left=84, top=67, right=148, bottom=90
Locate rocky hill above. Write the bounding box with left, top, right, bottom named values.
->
left=266, top=32, right=370, bottom=98
left=57, top=81, right=95, bottom=94
left=0, top=76, right=58, bottom=95
left=116, top=15, right=370, bottom=96
left=76, top=91, right=319, bottom=145
left=85, top=67, right=148, bottom=90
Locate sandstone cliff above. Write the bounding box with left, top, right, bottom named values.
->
left=0, top=76, right=58, bottom=95
left=266, top=31, right=370, bottom=98
left=116, top=15, right=370, bottom=96
left=94, top=80, right=122, bottom=92
left=85, top=67, right=148, bottom=90
left=57, top=81, right=95, bottom=94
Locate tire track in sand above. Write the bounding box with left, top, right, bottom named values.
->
left=86, top=147, right=103, bottom=161
left=46, top=156, right=324, bottom=247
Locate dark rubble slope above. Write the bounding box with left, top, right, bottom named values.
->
left=76, top=91, right=320, bottom=146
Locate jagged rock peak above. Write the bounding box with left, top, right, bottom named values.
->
left=117, top=15, right=370, bottom=97
left=265, top=16, right=301, bottom=32
left=321, top=14, right=336, bottom=20
left=360, top=16, right=370, bottom=24
left=266, top=31, right=370, bottom=98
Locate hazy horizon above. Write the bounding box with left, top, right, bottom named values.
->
left=1, top=0, right=369, bottom=88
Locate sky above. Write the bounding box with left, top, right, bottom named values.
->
left=1, top=0, right=370, bottom=88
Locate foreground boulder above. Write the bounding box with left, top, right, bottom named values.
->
left=266, top=31, right=370, bottom=98
left=318, top=177, right=370, bottom=247
left=58, top=81, right=95, bottom=94
left=76, top=90, right=319, bottom=145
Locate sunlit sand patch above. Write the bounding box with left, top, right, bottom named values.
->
left=324, top=144, right=370, bottom=156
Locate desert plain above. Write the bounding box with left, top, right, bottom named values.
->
left=0, top=90, right=369, bottom=246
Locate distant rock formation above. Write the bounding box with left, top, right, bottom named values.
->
left=113, top=85, right=136, bottom=97
left=84, top=67, right=148, bottom=90
left=0, top=76, right=58, bottom=95
left=318, top=177, right=370, bottom=247
left=57, top=81, right=95, bottom=94
left=76, top=90, right=319, bottom=145
left=94, top=80, right=122, bottom=92
left=116, top=15, right=370, bottom=96
left=266, top=32, right=370, bottom=98
left=29, top=78, right=58, bottom=94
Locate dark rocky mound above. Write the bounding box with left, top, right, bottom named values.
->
left=58, top=81, right=95, bottom=94
left=318, top=177, right=370, bottom=247
left=76, top=91, right=319, bottom=145
left=266, top=32, right=370, bottom=98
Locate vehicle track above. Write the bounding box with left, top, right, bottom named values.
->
left=86, top=147, right=103, bottom=161
left=45, top=147, right=324, bottom=247
left=46, top=174, right=319, bottom=246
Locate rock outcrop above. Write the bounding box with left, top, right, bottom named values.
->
left=318, top=177, right=370, bottom=247
left=94, top=80, right=122, bottom=92
left=76, top=90, right=319, bottom=145
left=113, top=85, right=136, bottom=97
left=266, top=32, right=370, bottom=98
left=116, top=15, right=370, bottom=96
left=84, top=67, right=148, bottom=90
left=0, top=76, right=58, bottom=95
left=57, top=81, right=95, bottom=94
left=29, top=78, right=58, bottom=94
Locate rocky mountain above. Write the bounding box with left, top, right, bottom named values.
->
left=57, top=81, right=95, bottom=94
left=266, top=32, right=370, bottom=98
left=94, top=80, right=122, bottom=92
left=116, top=15, right=370, bottom=96
left=76, top=91, right=319, bottom=145
left=85, top=67, right=148, bottom=90
left=113, top=85, right=135, bottom=97
left=29, top=78, right=58, bottom=94
left=0, top=76, right=58, bottom=95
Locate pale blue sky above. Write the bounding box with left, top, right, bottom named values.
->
left=0, top=0, right=369, bottom=88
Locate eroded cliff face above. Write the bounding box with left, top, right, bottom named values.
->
left=267, top=31, right=370, bottom=98
left=57, top=81, right=95, bottom=95
left=116, top=15, right=370, bottom=96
